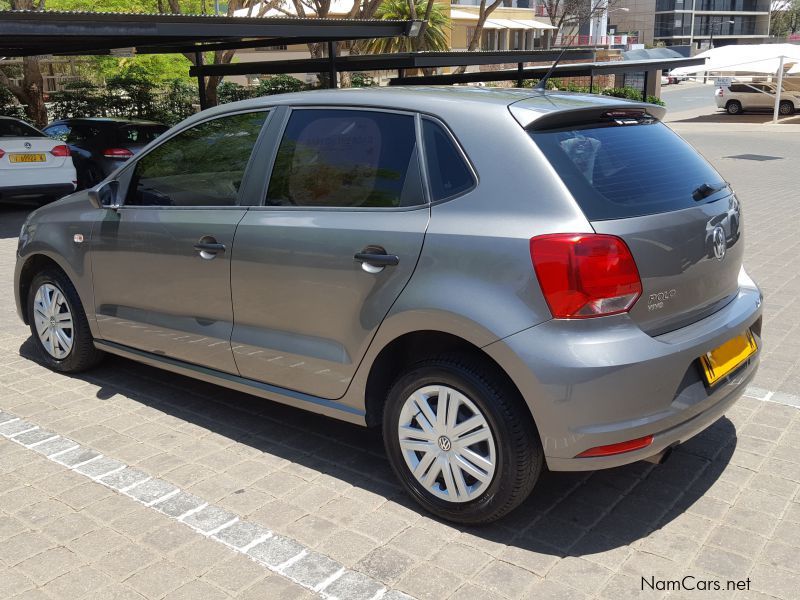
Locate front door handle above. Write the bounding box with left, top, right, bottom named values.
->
left=354, top=246, right=399, bottom=273
left=194, top=238, right=226, bottom=259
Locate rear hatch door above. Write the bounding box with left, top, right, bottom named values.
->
left=526, top=104, right=742, bottom=335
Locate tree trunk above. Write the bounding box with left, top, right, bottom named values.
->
left=21, top=57, right=48, bottom=127
left=453, top=0, right=504, bottom=74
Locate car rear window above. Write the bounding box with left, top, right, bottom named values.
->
left=0, top=119, right=41, bottom=138
left=531, top=120, right=728, bottom=221
left=117, top=125, right=167, bottom=145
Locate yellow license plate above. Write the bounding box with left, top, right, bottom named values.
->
left=9, top=153, right=46, bottom=163
left=700, top=331, right=757, bottom=386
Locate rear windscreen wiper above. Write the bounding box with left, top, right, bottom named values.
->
left=692, top=182, right=729, bottom=201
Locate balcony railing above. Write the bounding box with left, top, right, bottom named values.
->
left=552, top=34, right=639, bottom=46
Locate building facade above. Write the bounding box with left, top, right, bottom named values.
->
left=611, top=0, right=771, bottom=49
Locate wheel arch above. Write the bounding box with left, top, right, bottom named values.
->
left=363, top=329, right=541, bottom=440
left=17, top=253, right=71, bottom=325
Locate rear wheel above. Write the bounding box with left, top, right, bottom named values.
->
left=726, top=100, right=743, bottom=115
left=779, top=100, right=794, bottom=116
left=383, top=355, right=542, bottom=524
left=27, top=269, right=104, bottom=373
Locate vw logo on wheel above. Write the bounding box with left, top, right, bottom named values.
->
left=712, top=226, right=727, bottom=261
left=24, top=141, right=32, bottom=149
left=437, top=435, right=452, bottom=452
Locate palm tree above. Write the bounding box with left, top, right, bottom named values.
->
left=363, top=0, right=450, bottom=54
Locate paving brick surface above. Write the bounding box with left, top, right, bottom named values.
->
left=1, top=117, right=800, bottom=599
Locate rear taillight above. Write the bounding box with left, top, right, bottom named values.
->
left=530, top=233, right=642, bottom=319
left=103, top=148, right=134, bottom=159
left=0, top=148, right=5, bottom=159
left=50, top=145, right=71, bottom=157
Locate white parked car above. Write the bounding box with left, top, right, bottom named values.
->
left=714, top=82, right=800, bottom=115
left=0, top=116, right=77, bottom=204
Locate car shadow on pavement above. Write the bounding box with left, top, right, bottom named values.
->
left=18, top=328, right=737, bottom=558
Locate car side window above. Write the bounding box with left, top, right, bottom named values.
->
left=266, top=109, right=422, bottom=208
left=421, top=118, right=475, bottom=202
left=126, top=111, right=267, bottom=208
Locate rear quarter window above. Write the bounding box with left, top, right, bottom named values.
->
left=531, top=121, right=728, bottom=221
left=421, top=119, right=475, bottom=201
left=0, top=119, right=42, bottom=138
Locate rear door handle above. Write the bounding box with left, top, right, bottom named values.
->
left=354, top=246, right=399, bottom=273
left=354, top=253, right=399, bottom=266
left=194, top=238, right=226, bottom=259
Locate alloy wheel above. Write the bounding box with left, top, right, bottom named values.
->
left=397, top=385, right=496, bottom=503
left=33, top=283, right=74, bottom=360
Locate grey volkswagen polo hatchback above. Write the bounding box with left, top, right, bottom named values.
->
left=14, top=87, right=762, bottom=523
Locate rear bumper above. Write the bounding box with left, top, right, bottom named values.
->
left=484, top=268, right=763, bottom=471
left=0, top=183, right=76, bottom=201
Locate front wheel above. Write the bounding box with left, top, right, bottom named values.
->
left=383, top=355, right=543, bottom=524
left=28, top=269, right=105, bottom=373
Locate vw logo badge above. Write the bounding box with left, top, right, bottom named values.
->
left=712, top=226, right=726, bottom=260
left=24, top=141, right=32, bottom=149
left=437, top=435, right=452, bottom=452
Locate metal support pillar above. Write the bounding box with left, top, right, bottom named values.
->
left=328, top=41, right=337, bottom=89
left=642, top=69, right=648, bottom=102
left=773, top=55, right=786, bottom=124
left=589, top=73, right=594, bottom=93
left=195, top=51, right=208, bottom=111
left=517, top=62, right=524, bottom=88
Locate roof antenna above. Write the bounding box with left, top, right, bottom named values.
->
left=535, top=45, right=570, bottom=91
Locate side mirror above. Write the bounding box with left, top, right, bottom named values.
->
left=87, top=180, right=121, bottom=210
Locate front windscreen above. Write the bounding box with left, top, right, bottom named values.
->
left=531, top=120, right=728, bottom=221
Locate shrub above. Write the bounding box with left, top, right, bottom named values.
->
left=646, top=95, right=666, bottom=106
left=600, top=86, right=645, bottom=101
left=350, top=72, right=377, bottom=88
left=0, top=85, right=26, bottom=120
left=254, top=75, right=306, bottom=96
left=49, top=80, right=106, bottom=120
left=218, top=81, right=255, bottom=104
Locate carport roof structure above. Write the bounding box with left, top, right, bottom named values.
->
left=0, top=9, right=421, bottom=57
left=0, top=9, right=705, bottom=105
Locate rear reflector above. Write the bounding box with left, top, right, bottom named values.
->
left=530, top=233, right=642, bottom=318
left=103, top=148, right=134, bottom=159
left=576, top=435, right=654, bottom=458
left=50, top=145, right=71, bottom=157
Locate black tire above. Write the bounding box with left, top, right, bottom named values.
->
left=726, top=100, right=742, bottom=115
left=27, top=268, right=105, bottom=373
left=779, top=100, right=794, bottom=116
left=383, top=354, right=543, bottom=524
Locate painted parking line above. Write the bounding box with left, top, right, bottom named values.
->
left=744, top=386, right=800, bottom=408
left=0, top=409, right=413, bottom=600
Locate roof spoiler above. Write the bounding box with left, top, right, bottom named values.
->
left=510, top=100, right=667, bottom=131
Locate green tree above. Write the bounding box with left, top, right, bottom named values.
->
left=364, top=0, right=450, bottom=54
left=771, top=0, right=800, bottom=37
left=0, top=0, right=49, bottom=126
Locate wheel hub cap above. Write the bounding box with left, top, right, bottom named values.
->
left=397, top=385, right=497, bottom=503
left=33, top=283, right=74, bottom=360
